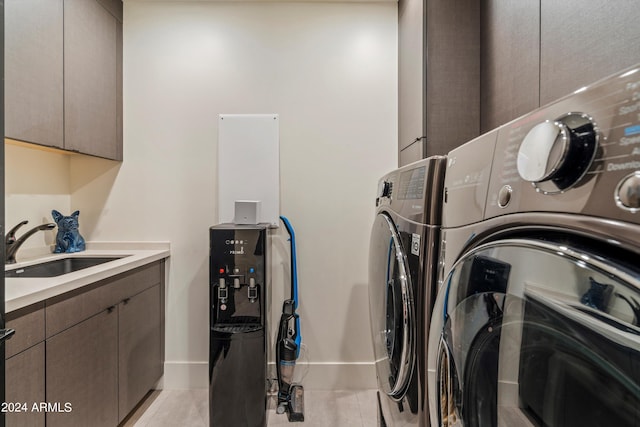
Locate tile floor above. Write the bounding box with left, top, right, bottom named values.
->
left=122, top=389, right=378, bottom=427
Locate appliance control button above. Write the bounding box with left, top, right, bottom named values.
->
left=517, top=112, right=597, bottom=193
left=518, top=120, right=566, bottom=182
left=249, top=277, right=256, bottom=287
left=218, top=278, right=226, bottom=289
left=379, top=181, right=392, bottom=198
left=615, top=171, right=640, bottom=212
left=498, top=185, right=512, bottom=208
left=233, top=278, right=241, bottom=289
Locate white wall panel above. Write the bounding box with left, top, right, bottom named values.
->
left=218, top=114, right=279, bottom=226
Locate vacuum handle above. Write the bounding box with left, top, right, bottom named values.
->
left=279, top=216, right=298, bottom=307
left=282, top=299, right=295, bottom=316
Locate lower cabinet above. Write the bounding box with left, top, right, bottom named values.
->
left=4, top=261, right=165, bottom=427
left=6, top=342, right=46, bottom=427
left=46, top=309, right=119, bottom=427
left=118, top=284, right=163, bottom=423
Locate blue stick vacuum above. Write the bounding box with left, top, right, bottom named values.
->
left=276, top=216, right=304, bottom=422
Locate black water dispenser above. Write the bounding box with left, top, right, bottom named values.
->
left=209, top=224, right=269, bottom=427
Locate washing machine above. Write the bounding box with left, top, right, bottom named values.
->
left=369, top=156, right=446, bottom=427
left=428, top=64, right=640, bottom=427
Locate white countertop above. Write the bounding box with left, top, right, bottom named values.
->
left=5, top=242, right=170, bottom=313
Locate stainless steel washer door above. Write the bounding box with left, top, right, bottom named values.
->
left=369, top=212, right=415, bottom=400
left=430, top=238, right=640, bottom=427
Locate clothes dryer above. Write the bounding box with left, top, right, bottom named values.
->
left=428, top=64, right=640, bottom=427
left=369, top=156, right=446, bottom=427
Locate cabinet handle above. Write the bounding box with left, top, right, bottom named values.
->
left=107, top=305, right=116, bottom=313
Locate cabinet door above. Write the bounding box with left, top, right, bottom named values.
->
left=540, top=0, right=640, bottom=105
left=6, top=343, right=46, bottom=427
left=5, top=0, right=64, bottom=148
left=480, top=0, right=540, bottom=132
left=64, top=0, right=120, bottom=160
left=399, top=140, right=423, bottom=167
left=424, top=0, right=480, bottom=156
left=46, top=308, right=118, bottom=427
left=118, top=284, right=163, bottom=422
left=398, top=0, right=425, bottom=156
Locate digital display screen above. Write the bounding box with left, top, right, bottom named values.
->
left=398, top=166, right=425, bottom=200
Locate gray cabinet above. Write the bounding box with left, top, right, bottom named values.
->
left=397, top=0, right=480, bottom=165
left=424, top=0, right=480, bottom=158
left=6, top=343, right=46, bottom=427
left=46, top=309, right=119, bottom=427
left=118, top=285, right=163, bottom=423
left=540, top=0, right=640, bottom=105
left=5, top=303, right=46, bottom=427
left=480, top=0, right=640, bottom=132
left=45, top=261, right=164, bottom=424
left=64, top=0, right=121, bottom=160
left=398, top=0, right=426, bottom=165
left=5, top=0, right=123, bottom=160
left=480, top=0, right=540, bottom=132
left=3, top=261, right=164, bottom=427
left=5, top=0, right=64, bottom=148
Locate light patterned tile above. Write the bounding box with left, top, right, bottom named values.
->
left=356, top=389, right=378, bottom=426
left=190, top=388, right=209, bottom=424
left=301, top=390, right=363, bottom=427
left=128, top=388, right=378, bottom=427
left=138, top=390, right=206, bottom=427
left=122, top=390, right=167, bottom=427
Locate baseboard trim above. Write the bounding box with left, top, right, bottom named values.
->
left=161, top=361, right=376, bottom=390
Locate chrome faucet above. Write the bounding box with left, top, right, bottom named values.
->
left=5, top=221, right=56, bottom=264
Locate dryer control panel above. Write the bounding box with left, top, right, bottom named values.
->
left=479, top=63, right=640, bottom=223
left=376, top=156, right=446, bottom=226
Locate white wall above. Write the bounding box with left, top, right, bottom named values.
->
left=5, top=143, right=72, bottom=255
left=11, top=1, right=398, bottom=389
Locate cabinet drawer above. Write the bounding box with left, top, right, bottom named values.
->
left=46, top=262, right=161, bottom=337
left=6, top=302, right=45, bottom=358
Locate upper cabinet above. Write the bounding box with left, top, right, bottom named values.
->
left=398, top=0, right=426, bottom=166
left=480, top=0, right=540, bottom=133
left=64, top=0, right=121, bottom=160
left=539, top=0, right=640, bottom=106
left=5, top=0, right=123, bottom=161
left=5, top=0, right=65, bottom=149
left=398, top=0, right=480, bottom=166
left=481, top=0, right=640, bottom=132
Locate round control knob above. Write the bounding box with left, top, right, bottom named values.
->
left=516, top=112, right=598, bottom=194
left=615, top=171, right=640, bottom=213
left=517, top=121, right=567, bottom=182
